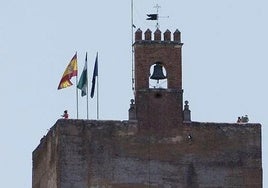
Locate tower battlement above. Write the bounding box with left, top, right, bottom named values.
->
left=135, top=28, right=181, bottom=43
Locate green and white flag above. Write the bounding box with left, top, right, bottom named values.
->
left=77, top=52, right=88, bottom=97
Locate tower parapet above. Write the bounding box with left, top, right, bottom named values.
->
left=144, top=29, right=152, bottom=40
left=154, top=28, right=161, bottom=40
left=173, top=29, right=181, bottom=42
left=164, top=29, right=171, bottom=41
left=135, top=28, right=142, bottom=41
left=135, top=28, right=183, bottom=44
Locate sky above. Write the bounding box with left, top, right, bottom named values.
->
left=0, top=0, right=267, bottom=187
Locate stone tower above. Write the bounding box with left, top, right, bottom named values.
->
left=134, top=28, right=184, bottom=131
left=32, top=28, right=262, bottom=188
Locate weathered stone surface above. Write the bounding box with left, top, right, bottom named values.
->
left=32, top=119, right=262, bottom=188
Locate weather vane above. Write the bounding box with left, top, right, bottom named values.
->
left=146, top=4, right=169, bottom=29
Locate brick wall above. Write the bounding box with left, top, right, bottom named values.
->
left=134, top=29, right=184, bottom=130
left=135, top=89, right=183, bottom=131
left=134, top=29, right=183, bottom=90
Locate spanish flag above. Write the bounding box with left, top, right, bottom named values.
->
left=57, top=53, right=78, bottom=90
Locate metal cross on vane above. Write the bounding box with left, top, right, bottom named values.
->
left=146, top=4, right=169, bottom=29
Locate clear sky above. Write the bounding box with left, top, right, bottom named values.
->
left=0, top=0, right=267, bottom=187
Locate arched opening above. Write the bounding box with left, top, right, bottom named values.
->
left=149, top=62, right=168, bottom=89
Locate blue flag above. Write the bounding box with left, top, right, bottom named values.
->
left=90, top=53, right=98, bottom=98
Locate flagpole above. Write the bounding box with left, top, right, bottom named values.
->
left=76, top=76, right=79, bottom=119
left=76, top=52, right=79, bottom=119
left=97, top=56, right=99, bottom=120
left=86, top=52, right=89, bottom=119
left=90, top=52, right=99, bottom=120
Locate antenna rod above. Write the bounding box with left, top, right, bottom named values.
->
left=131, top=0, right=135, bottom=92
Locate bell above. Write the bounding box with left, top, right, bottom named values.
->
left=150, top=64, right=166, bottom=80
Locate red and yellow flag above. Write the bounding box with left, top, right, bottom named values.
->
left=57, top=53, right=78, bottom=90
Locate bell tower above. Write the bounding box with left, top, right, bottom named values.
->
left=133, top=28, right=184, bottom=131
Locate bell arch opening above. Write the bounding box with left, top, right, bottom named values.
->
left=149, top=62, right=168, bottom=89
